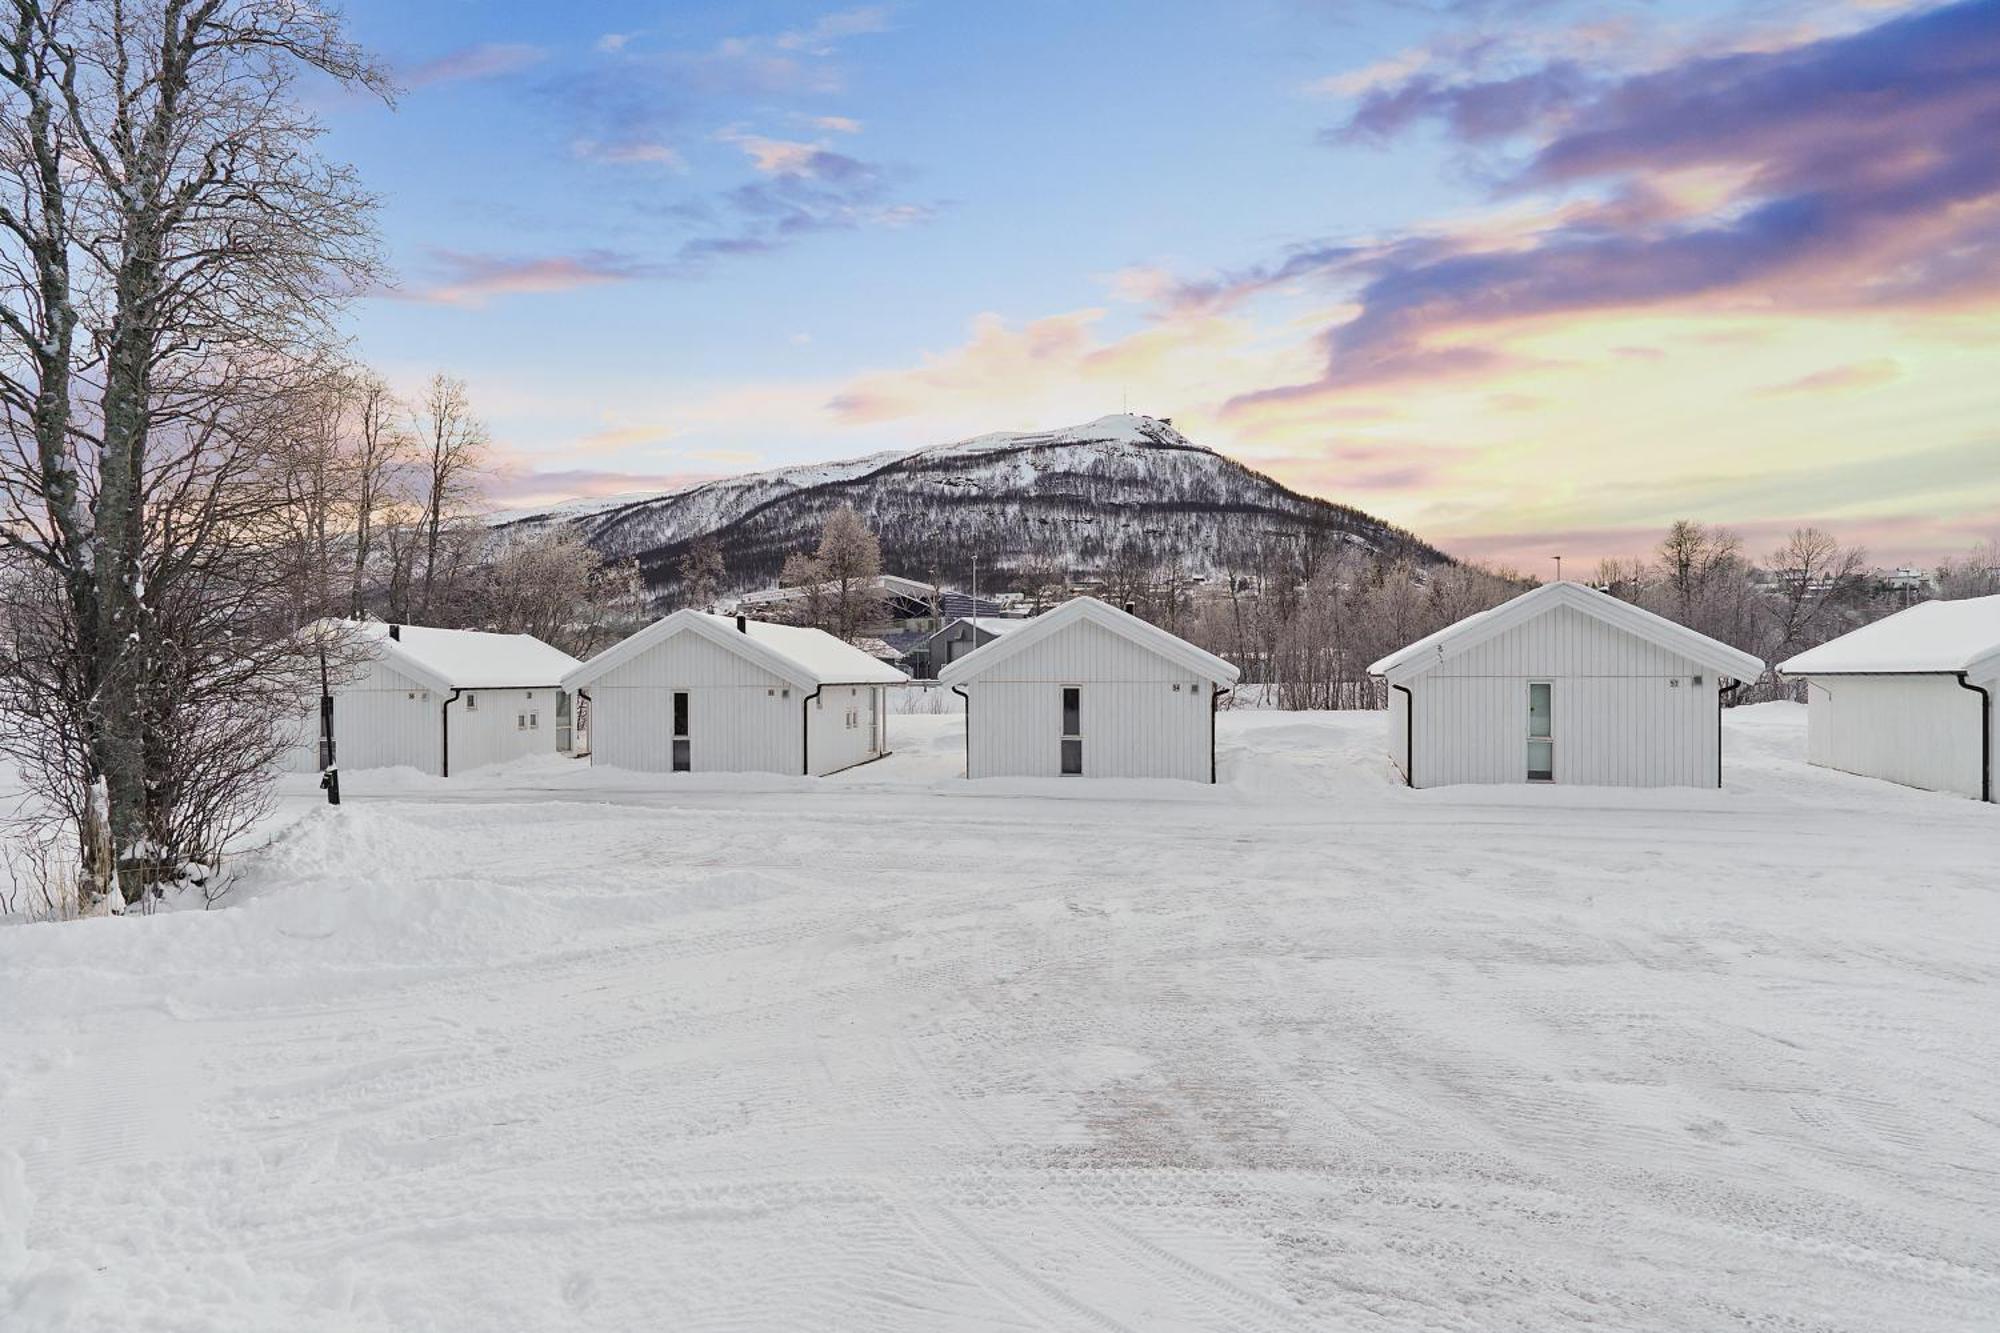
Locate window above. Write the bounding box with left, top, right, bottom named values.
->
left=672, top=691, right=690, bottom=772
left=1061, top=686, right=1082, bottom=775
left=1527, top=681, right=1553, bottom=781
left=529, top=711, right=539, bottom=730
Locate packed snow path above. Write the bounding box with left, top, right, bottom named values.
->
left=2, top=705, right=1996, bottom=1331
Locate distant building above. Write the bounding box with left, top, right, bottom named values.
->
left=1368, top=582, right=1764, bottom=790
left=939, top=597, right=1240, bottom=783
left=562, top=611, right=908, bottom=776
left=901, top=616, right=1028, bottom=680
left=283, top=622, right=582, bottom=777
left=1779, top=594, right=1999, bottom=803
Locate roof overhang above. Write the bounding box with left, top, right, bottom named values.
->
left=1369, top=582, right=1765, bottom=685
left=938, top=597, right=1240, bottom=687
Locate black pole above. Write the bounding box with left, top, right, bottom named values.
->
left=317, top=644, right=340, bottom=805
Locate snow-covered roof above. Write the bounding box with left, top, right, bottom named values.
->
left=1779, top=594, right=2000, bottom=680
left=562, top=610, right=909, bottom=691
left=734, top=574, right=936, bottom=607
left=1367, top=582, right=1765, bottom=683
left=315, top=621, right=581, bottom=694
left=936, top=597, right=1240, bottom=687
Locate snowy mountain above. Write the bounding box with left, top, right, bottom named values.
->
left=497, top=414, right=1449, bottom=595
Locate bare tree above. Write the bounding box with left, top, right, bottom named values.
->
left=676, top=534, right=725, bottom=611
left=347, top=371, right=406, bottom=616
left=1937, top=540, right=2000, bottom=600
left=816, top=506, right=885, bottom=641
left=411, top=373, right=486, bottom=620
left=0, top=0, right=389, bottom=903
left=1762, top=527, right=1867, bottom=664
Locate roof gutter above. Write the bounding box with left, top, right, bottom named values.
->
left=440, top=688, right=464, bottom=778
left=800, top=685, right=823, bottom=776
left=1210, top=685, right=1230, bottom=784
left=951, top=684, right=970, bottom=779
left=1956, top=672, right=1992, bottom=803
left=1717, top=677, right=1744, bottom=789
left=1390, top=682, right=1414, bottom=788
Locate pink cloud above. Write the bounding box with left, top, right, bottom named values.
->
left=405, top=43, right=545, bottom=89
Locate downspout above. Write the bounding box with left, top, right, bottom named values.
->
left=440, top=688, right=464, bottom=778
left=1210, top=684, right=1230, bottom=784
left=800, top=685, right=823, bottom=776
left=1955, top=672, right=1992, bottom=803
left=576, top=688, right=591, bottom=760
left=951, top=685, right=970, bottom=779
left=1717, top=678, right=1744, bottom=789
left=1397, top=682, right=1416, bottom=788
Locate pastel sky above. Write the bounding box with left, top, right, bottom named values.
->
left=324, top=0, right=2000, bottom=570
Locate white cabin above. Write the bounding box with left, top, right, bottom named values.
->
left=561, top=611, right=908, bottom=776
left=1368, top=582, right=1764, bottom=790
left=1779, top=594, right=2000, bottom=802
left=937, top=597, right=1241, bottom=783
left=284, top=622, right=583, bottom=777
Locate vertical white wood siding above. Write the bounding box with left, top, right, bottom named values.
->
left=278, top=659, right=444, bottom=774
left=805, top=683, right=886, bottom=776
left=961, top=619, right=1217, bottom=781
left=1805, top=673, right=1990, bottom=800
left=448, top=687, right=568, bottom=773
left=585, top=628, right=803, bottom=774
left=1402, top=604, right=1720, bottom=789
left=279, top=662, right=571, bottom=775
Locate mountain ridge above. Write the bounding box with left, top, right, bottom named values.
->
left=496, top=414, right=1452, bottom=596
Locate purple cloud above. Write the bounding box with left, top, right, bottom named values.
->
left=1225, top=0, right=2000, bottom=405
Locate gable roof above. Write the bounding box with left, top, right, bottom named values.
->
left=937, top=596, right=1240, bottom=687
left=562, top=610, right=909, bottom=692
left=313, top=620, right=580, bottom=694
left=1779, top=594, right=2000, bottom=680
left=1367, top=581, right=1765, bottom=683
left=917, top=616, right=1028, bottom=648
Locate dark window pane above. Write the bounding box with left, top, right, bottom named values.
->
left=1062, top=687, right=1080, bottom=736
left=673, top=737, right=691, bottom=772
left=673, top=691, right=689, bottom=736
left=1061, top=737, right=1083, bottom=775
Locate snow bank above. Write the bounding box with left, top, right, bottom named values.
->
left=2, top=705, right=1996, bottom=1331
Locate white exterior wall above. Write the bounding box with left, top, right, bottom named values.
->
left=278, top=659, right=444, bottom=774
left=1805, top=673, right=1990, bottom=800
left=1402, top=604, right=1721, bottom=789
left=584, top=629, right=803, bottom=774
left=806, top=683, right=887, bottom=776
left=448, top=687, right=567, bottom=773
left=962, top=619, right=1217, bottom=781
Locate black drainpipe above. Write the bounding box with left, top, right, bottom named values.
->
left=1717, top=678, right=1744, bottom=788
left=1390, top=683, right=1414, bottom=788
left=1956, top=672, right=1992, bottom=803
left=951, top=684, right=970, bottom=778
left=440, top=688, right=464, bottom=777
left=1210, top=685, right=1231, bottom=784
left=576, top=688, right=591, bottom=759
left=800, top=685, right=823, bottom=776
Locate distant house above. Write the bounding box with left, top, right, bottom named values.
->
left=283, top=622, right=582, bottom=777
left=1368, top=582, right=1764, bottom=790
left=561, top=611, right=909, bottom=776
left=902, top=616, right=1027, bottom=680
left=938, top=597, right=1240, bottom=782
left=1779, top=594, right=1999, bottom=803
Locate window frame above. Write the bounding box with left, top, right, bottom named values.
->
left=1527, top=680, right=1554, bottom=782
left=1060, top=685, right=1083, bottom=776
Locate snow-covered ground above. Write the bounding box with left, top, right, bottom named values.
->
left=2, top=704, right=1996, bottom=1331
